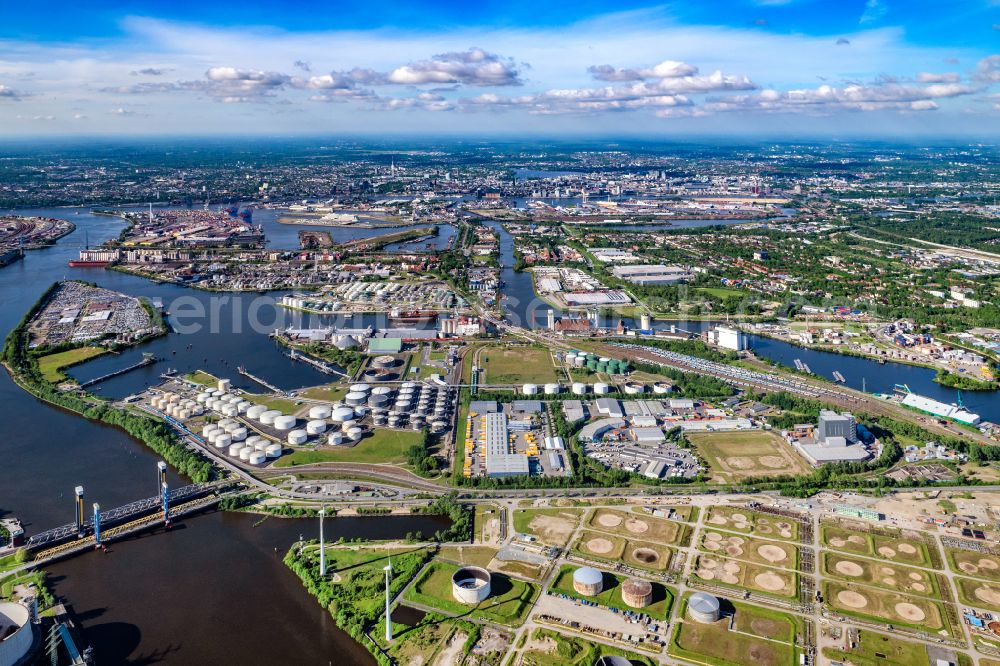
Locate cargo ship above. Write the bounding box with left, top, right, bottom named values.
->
left=389, top=309, right=438, bottom=323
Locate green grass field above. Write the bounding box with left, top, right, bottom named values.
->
left=520, top=628, right=656, bottom=666
left=821, top=524, right=934, bottom=568
left=946, top=548, right=1000, bottom=582
left=403, top=560, right=538, bottom=626
left=297, top=385, right=348, bottom=402
left=273, top=428, right=424, bottom=466
left=37, top=346, right=106, bottom=382
left=184, top=369, right=217, bottom=386
left=480, top=346, right=559, bottom=384
left=549, top=565, right=675, bottom=620
left=246, top=393, right=302, bottom=414
left=698, top=531, right=800, bottom=571
left=821, top=552, right=941, bottom=599
left=821, top=630, right=931, bottom=666
left=822, top=580, right=954, bottom=636
left=693, top=555, right=798, bottom=599
left=670, top=595, right=800, bottom=666
left=686, top=430, right=811, bottom=482
left=587, top=508, right=688, bottom=546
left=954, top=576, right=1000, bottom=611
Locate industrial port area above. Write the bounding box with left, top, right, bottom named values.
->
left=4, top=137, right=1000, bottom=666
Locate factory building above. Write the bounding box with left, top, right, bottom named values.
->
left=483, top=412, right=530, bottom=477
left=610, top=264, right=692, bottom=286
left=818, top=410, right=857, bottom=444
left=706, top=325, right=747, bottom=351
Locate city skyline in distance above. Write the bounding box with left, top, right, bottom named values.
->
left=1, top=0, right=999, bottom=138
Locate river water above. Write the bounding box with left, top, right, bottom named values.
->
left=0, top=205, right=449, bottom=664
left=4, top=203, right=1000, bottom=663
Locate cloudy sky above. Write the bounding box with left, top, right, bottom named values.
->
left=1, top=0, right=999, bottom=137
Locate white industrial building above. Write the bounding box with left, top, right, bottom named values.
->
left=900, top=393, right=980, bottom=425
left=706, top=325, right=748, bottom=351
left=610, top=264, right=692, bottom=286
left=483, top=412, right=530, bottom=477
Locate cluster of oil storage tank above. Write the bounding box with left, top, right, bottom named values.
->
left=564, top=351, right=630, bottom=376
left=345, top=381, right=453, bottom=435
left=152, top=391, right=204, bottom=420
left=201, top=421, right=282, bottom=464
left=522, top=381, right=612, bottom=395
left=195, top=388, right=253, bottom=418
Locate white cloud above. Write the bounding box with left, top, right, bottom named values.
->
left=860, top=0, right=888, bottom=24
left=386, top=48, right=521, bottom=86
left=916, top=71, right=960, bottom=83
left=588, top=60, right=699, bottom=82
left=975, top=55, right=1000, bottom=82
left=0, top=84, right=21, bottom=100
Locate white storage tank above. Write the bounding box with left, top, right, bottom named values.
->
left=273, top=415, right=296, bottom=431
left=341, top=420, right=358, bottom=432
left=179, top=409, right=191, bottom=419
left=652, top=382, right=672, bottom=395
left=202, top=424, right=218, bottom=438
left=246, top=404, right=267, bottom=420
left=238, top=447, right=254, bottom=461
left=306, top=420, right=327, bottom=435
left=222, top=405, right=238, bottom=417
left=572, top=382, right=588, bottom=395
left=230, top=427, right=248, bottom=442
left=328, top=432, right=344, bottom=446
left=345, top=392, right=367, bottom=406
left=228, top=442, right=243, bottom=456
left=265, top=443, right=283, bottom=458
left=237, top=400, right=252, bottom=413
left=594, top=382, right=610, bottom=395
left=544, top=383, right=561, bottom=395
left=522, top=383, right=538, bottom=395
left=253, top=439, right=271, bottom=452
left=287, top=430, right=308, bottom=445
left=308, top=404, right=332, bottom=420
left=349, top=383, right=371, bottom=395
left=196, top=392, right=211, bottom=404
left=346, top=427, right=364, bottom=442
left=623, top=382, right=645, bottom=395
left=259, top=410, right=282, bottom=425
left=331, top=406, right=355, bottom=422
left=218, top=378, right=231, bottom=392
left=248, top=451, right=266, bottom=465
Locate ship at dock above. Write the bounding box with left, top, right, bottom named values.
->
left=389, top=309, right=438, bottom=323
left=892, top=384, right=981, bottom=425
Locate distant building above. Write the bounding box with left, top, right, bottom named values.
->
left=706, top=325, right=747, bottom=351
left=610, top=264, right=692, bottom=286
left=818, top=410, right=857, bottom=444
left=482, top=412, right=529, bottom=477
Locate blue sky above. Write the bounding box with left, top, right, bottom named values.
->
left=1, top=1, right=998, bottom=136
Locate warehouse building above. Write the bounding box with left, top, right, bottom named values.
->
left=483, top=412, right=530, bottom=477
left=610, top=264, right=692, bottom=285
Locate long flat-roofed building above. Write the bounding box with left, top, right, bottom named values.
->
left=611, top=264, right=692, bottom=286
left=483, top=412, right=529, bottom=477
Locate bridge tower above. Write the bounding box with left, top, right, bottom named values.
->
left=74, top=486, right=85, bottom=537
left=157, top=461, right=167, bottom=493
left=319, top=509, right=326, bottom=576
left=161, top=481, right=170, bottom=525
left=93, top=503, right=101, bottom=547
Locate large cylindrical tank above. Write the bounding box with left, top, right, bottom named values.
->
left=623, top=383, right=645, bottom=395
left=287, top=430, right=308, bottom=445
left=0, top=602, right=33, bottom=666
left=228, top=443, right=243, bottom=457
left=230, top=427, right=248, bottom=442
left=687, top=592, right=721, bottom=623
left=222, top=405, right=238, bottom=417
left=341, top=419, right=358, bottom=432
left=451, top=566, right=491, bottom=604
left=622, top=579, right=653, bottom=608
left=218, top=378, right=231, bottom=392
left=330, top=406, right=355, bottom=422
left=202, top=424, right=219, bottom=438
left=346, top=427, right=364, bottom=442
left=349, top=383, right=371, bottom=395
left=522, top=383, right=539, bottom=395
left=273, top=415, right=296, bottom=431
left=306, top=420, right=327, bottom=435
left=248, top=451, right=266, bottom=465
left=308, top=405, right=332, bottom=420
left=572, top=382, right=588, bottom=395
left=544, top=383, right=561, bottom=395
left=653, top=382, right=672, bottom=395
left=253, top=439, right=270, bottom=452
left=236, top=400, right=252, bottom=413
left=573, top=567, right=604, bottom=596
left=265, top=443, right=283, bottom=458
left=215, top=433, right=232, bottom=448
left=345, top=392, right=367, bottom=406
left=259, top=410, right=281, bottom=425
left=368, top=394, right=390, bottom=409
left=238, top=446, right=254, bottom=461
left=594, top=382, right=610, bottom=395
left=328, top=432, right=344, bottom=446
left=246, top=404, right=267, bottom=420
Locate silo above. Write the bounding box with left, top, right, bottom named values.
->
left=572, top=567, right=604, bottom=596
left=287, top=430, right=308, bottom=445
left=621, top=579, right=653, bottom=608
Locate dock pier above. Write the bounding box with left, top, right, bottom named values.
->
left=78, top=354, right=157, bottom=388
